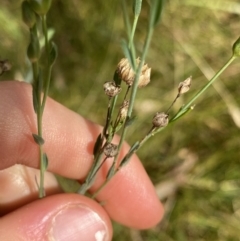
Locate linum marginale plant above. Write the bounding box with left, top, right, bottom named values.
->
left=21, top=0, right=240, bottom=200
left=21, top=0, right=57, bottom=198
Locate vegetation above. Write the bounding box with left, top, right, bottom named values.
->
left=1, top=0, right=240, bottom=240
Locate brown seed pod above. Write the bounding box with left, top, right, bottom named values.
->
left=116, top=58, right=151, bottom=87
left=104, top=143, right=118, bottom=157
left=103, top=81, right=121, bottom=97
left=178, top=76, right=192, bottom=95
left=152, top=112, right=169, bottom=128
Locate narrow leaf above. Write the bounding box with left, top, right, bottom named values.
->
left=113, top=70, right=122, bottom=86
left=133, top=0, right=142, bottom=16
left=120, top=141, right=140, bottom=167
left=43, top=153, right=49, bottom=171
left=55, top=174, right=80, bottom=193
left=32, top=133, right=45, bottom=145
left=93, top=133, right=103, bottom=156
left=49, top=42, right=58, bottom=66
left=125, top=115, right=136, bottom=127
left=32, top=84, right=38, bottom=113
left=121, top=39, right=135, bottom=70
left=150, top=0, right=164, bottom=28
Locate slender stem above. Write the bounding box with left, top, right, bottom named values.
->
left=37, top=15, right=52, bottom=198
left=171, top=55, right=236, bottom=122
left=166, top=94, right=179, bottom=115
left=111, top=27, right=154, bottom=172
left=128, top=15, right=138, bottom=60
left=41, top=15, right=51, bottom=112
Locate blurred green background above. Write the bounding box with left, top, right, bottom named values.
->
left=1, top=0, right=240, bottom=240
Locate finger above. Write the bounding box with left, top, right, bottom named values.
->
left=0, top=165, right=61, bottom=216
left=0, top=81, right=164, bottom=228
left=0, top=194, right=112, bottom=241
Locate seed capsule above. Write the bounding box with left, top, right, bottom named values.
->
left=103, top=81, right=121, bottom=97
left=152, top=112, right=169, bottom=128
left=116, top=58, right=151, bottom=87
left=104, top=143, right=118, bottom=157
left=178, top=76, right=192, bottom=95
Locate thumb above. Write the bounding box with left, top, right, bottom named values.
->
left=0, top=193, right=112, bottom=241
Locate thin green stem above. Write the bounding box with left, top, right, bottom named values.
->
left=170, top=55, right=236, bottom=122
left=128, top=15, right=138, bottom=61
left=36, top=78, right=45, bottom=198
left=41, top=15, right=51, bottom=112
left=37, top=15, right=52, bottom=198
left=109, top=27, right=154, bottom=175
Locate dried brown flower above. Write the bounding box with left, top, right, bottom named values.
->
left=152, top=112, right=169, bottom=128
left=103, top=81, right=121, bottom=97
left=119, top=100, right=129, bottom=120
left=0, top=60, right=12, bottom=76
left=117, top=58, right=151, bottom=87
left=104, top=143, right=118, bottom=157
left=178, top=76, right=192, bottom=95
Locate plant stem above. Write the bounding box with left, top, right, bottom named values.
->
left=37, top=15, right=52, bottom=198
left=170, top=55, right=236, bottom=122
left=108, top=25, right=155, bottom=179
left=41, top=15, right=51, bottom=111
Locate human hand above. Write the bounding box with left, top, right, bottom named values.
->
left=0, top=81, right=164, bottom=240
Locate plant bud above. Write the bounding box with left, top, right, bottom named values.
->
left=103, top=81, right=121, bottom=97
left=104, top=143, right=118, bottom=157
left=152, top=112, right=169, bottom=128
left=232, top=36, right=240, bottom=58
left=178, top=76, right=192, bottom=95
left=29, top=0, right=52, bottom=15
left=21, top=1, right=36, bottom=28
left=117, top=58, right=151, bottom=87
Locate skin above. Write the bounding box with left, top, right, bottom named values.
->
left=0, top=81, right=164, bottom=240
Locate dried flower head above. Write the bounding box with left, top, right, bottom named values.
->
left=152, top=112, right=169, bottom=128
left=103, top=81, right=121, bottom=97
left=0, top=60, right=12, bottom=76
left=178, top=76, right=192, bottom=95
left=117, top=58, right=151, bottom=87
left=104, top=143, right=118, bottom=157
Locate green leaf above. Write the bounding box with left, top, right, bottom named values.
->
left=27, top=32, right=41, bottom=63
left=55, top=174, right=81, bottom=193
left=120, top=141, right=139, bottom=167
left=106, top=164, right=115, bottom=180
left=133, top=0, right=142, bottom=16
left=32, top=84, right=38, bottom=113
left=21, top=1, right=37, bottom=28
left=32, top=133, right=45, bottom=145
left=232, top=36, right=240, bottom=58
left=150, top=0, right=164, bottom=28
left=121, top=39, right=135, bottom=70
left=49, top=41, right=58, bottom=66
left=125, top=115, right=136, bottom=127
left=37, top=70, right=43, bottom=96
left=43, top=153, right=48, bottom=171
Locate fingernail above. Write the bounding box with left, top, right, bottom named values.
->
left=48, top=204, right=109, bottom=241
